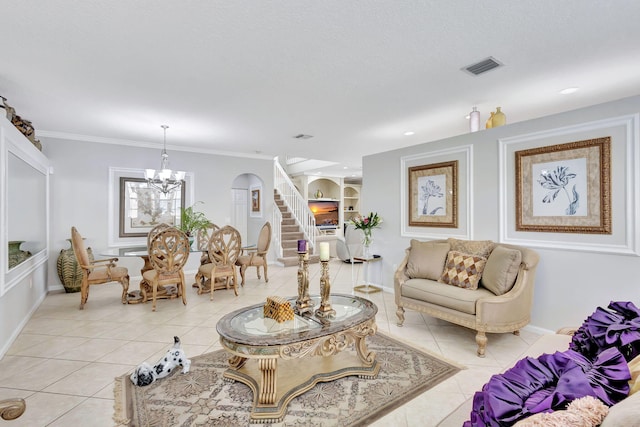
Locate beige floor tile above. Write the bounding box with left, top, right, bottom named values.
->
left=0, top=387, right=33, bottom=400
left=21, top=317, right=86, bottom=336
left=52, top=338, right=127, bottom=362
left=10, top=335, right=88, bottom=358
left=47, top=397, right=115, bottom=427
left=1, top=359, right=89, bottom=390
left=9, top=392, right=86, bottom=427
left=97, top=341, right=167, bottom=365
left=1, top=262, right=547, bottom=426
left=5, top=334, right=51, bottom=355
left=43, top=362, right=131, bottom=396
left=93, top=381, right=116, bottom=399
left=0, top=356, right=47, bottom=383
left=179, top=326, right=219, bottom=346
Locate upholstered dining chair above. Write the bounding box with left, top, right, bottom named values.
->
left=196, top=225, right=242, bottom=300
left=143, top=226, right=190, bottom=311
left=236, top=221, right=271, bottom=286
left=71, top=226, right=130, bottom=310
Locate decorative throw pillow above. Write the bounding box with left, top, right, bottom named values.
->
left=406, top=240, right=450, bottom=280
left=514, top=395, right=609, bottom=427
left=628, top=354, right=640, bottom=395
left=438, top=250, right=487, bottom=289
left=481, top=245, right=522, bottom=295
left=448, top=238, right=495, bottom=258
left=600, top=390, right=640, bottom=427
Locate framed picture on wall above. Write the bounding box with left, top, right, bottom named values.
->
left=251, top=188, right=261, bottom=212
left=515, top=137, right=611, bottom=234
left=119, top=177, right=186, bottom=237
left=408, top=160, right=458, bottom=227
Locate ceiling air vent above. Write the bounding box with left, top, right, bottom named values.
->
left=293, top=134, right=313, bottom=140
left=462, top=57, right=503, bottom=76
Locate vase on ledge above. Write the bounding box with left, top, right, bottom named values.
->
left=57, top=238, right=94, bottom=293
left=8, top=241, right=32, bottom=269
left=362, top=229, right=372, bottom=259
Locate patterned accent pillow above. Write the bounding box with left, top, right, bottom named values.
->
left=448, top=238, right=495, bottom=259
left=438, top=250, right=487, bottom=289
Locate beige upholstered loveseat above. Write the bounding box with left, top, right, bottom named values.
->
left=394, top=238, right=539, bottom=357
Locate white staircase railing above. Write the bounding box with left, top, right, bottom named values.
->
left=272, top=205, right=283, bottom=258
left=273, top=159, right=316, bottom=254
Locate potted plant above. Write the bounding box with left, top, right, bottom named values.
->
left=179, top=202, right=211, bottom=238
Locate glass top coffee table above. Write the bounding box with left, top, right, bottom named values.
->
left=216, top=293, right=379, bottom=423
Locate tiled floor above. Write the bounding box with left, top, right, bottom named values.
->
left=1, top=259, right=542, bottom=426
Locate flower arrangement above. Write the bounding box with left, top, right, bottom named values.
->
left=350, top=212, right=383, bottom=247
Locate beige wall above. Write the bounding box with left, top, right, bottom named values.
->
left=44, top=139, right=274, bottom=291
left=363, top=95, right=640, bottom=331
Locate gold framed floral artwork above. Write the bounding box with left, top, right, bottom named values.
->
left=408, top=160, right=457, bottom=227
left=515, top=137, right=611, bottom=234
left=119, top=177, right=185, bottom=237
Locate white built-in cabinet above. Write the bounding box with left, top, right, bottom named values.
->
left=291, top=175, right=362, bottom=236
left=0, top=114, right=50, bottom=359
left=343, top=183, right=361, bottom=223
left=0, top=116, right=50, bottom=296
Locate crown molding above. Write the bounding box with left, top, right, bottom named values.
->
left=35, top=130, right=274, bottom=160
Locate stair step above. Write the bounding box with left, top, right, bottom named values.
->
left=282, top=225, right=299, bottom=233
left=281, top=218, right=295, bottom=226
left=282, top=240, right=298, bottom=249
left=282, top=231, right=304, bottom=240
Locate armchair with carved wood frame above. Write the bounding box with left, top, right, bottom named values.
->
left=143, top=226, right=190, bottom=312
left=71, top=226, right=130, bottom=310
left=195, top=225, right=242, bottom=300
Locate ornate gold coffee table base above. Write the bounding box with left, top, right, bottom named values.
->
left=220, top=319, right=379, bottom=423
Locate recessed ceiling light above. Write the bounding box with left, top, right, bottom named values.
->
left=343, top=166, right=348, bottom=169
left=559, top=87, right=579, bottom=95
left=403, top=131, right=415, bottom=136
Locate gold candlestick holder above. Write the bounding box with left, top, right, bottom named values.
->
left=315, top=260, right=335, bottom=318
left=295, top=251, right=313, bottom=314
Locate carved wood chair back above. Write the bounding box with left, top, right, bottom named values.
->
left=148, top=227, right=190, bottom=275
left=196, top=222, right=221, bottom=251
left=207, top=225, right=242, bottom=267
left=147, top=223, right=172, bottom=249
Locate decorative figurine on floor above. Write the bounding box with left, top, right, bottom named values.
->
left=130, top=336, right=191, bottom=387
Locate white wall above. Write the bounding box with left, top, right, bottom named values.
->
left=364, top=95, right=640, bottom=331
left=44, top=138, right=274, bottom=291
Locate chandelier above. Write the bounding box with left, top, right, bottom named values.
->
left=144, top=125, right=185, bottom=194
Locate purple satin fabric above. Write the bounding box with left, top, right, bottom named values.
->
left=571, top=301, right=640, bottom=361
left=464, top=301, right=638, bottom=427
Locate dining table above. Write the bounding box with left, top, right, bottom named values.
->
left=100, top=246, right=185, bottom=304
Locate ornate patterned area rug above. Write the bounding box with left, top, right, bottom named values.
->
left=113, top=333, right=463, bottom=426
